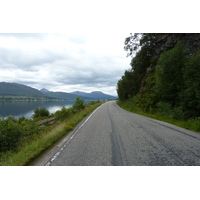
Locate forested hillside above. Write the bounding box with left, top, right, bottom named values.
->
left=117, top=33, right=200, bottom=120
left=0, top=82, right=43, bottom=97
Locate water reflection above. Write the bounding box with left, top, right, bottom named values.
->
left=0, top=100, right=75, bottom=118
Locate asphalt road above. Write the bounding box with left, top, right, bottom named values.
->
left=34, top=101, right=200, bottom=166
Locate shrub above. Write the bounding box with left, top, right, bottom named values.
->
left=22, top=120, right=39, bottom=136
left=72, top=97, right=85, bottom=113
left=55, top=106, right=72, bottom=121
left=157, top=102, right=173, bottom=116
left=0, top=117, right=23, bottom=152
left=32, top=107, right=50, bottom=119
left=171, top=106, right=185, bottom=120
left=89, top=101, right=96, bottom=105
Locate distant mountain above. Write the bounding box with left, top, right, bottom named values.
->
left=0, top=82, right=117, bottom=101
left=40, top=88, right=50, bottom=93
left=70, top=91, right=117, bottom=100
left=0, top=82, right=44, bottom=97
left=40, top=89, right=78, bottom=100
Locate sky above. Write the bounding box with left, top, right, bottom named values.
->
left=0, top=0, right=197, bottom=97
left=0, top=0, right=138, bottom=97
left=0, top=32, right=130, bottom=96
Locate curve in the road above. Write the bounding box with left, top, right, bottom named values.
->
left=34, top=101, right=200, bottom=166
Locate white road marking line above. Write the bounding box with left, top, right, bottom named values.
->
left=45, top=103, right=105, bottom=166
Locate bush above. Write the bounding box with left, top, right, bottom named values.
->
left=72, top=97, right=85, bottom=113
left=0, top=117, right=23, bottom=152
left=157, top=102, right=173, bottom=116
left=89, top=101, right=96, bottom=105
left=156, top=102, right=185, bottom=120
left=32, top=107, right=50, bottom=119
left=171, top=106, right=185, bottom=120
left=55, top=106, right=72, bottom=121
left=22, top=120, right=39, bottom=136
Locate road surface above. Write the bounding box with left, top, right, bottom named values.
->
left=34, top=101, right=200, bottom=166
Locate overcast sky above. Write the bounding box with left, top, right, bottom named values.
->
left=0, top=32, right=131, bottom=96
left=0, top=0, right=134, bottom=96
left=0, top=0, right=198, bottom=96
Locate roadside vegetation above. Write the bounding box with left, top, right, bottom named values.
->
left=117, top=100, right=200, bottom=133
left=0, top=97, right=103, bottom=166
left=117, top=34, right=200, bottom=133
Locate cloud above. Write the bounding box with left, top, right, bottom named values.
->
left=0, top=32, right=130, bottom=96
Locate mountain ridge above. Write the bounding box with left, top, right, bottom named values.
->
left=0, top=82, right=117, bottom=100
left=70, top=91, right=117, bottom=100
left=0, top=82, right=43, bottom=97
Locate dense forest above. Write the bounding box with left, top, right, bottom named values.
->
left=117, top=33, right=200, bottom=120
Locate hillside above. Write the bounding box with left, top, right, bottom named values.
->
left=0, top=82, right=43, bottom=97
left=0, top=82, right=117, bottom=101
left=118, top=33, right=200, bottom=120
left=41, top=89, right=116, bottom=100
left=71, top=91, right=117, bottom=100
left=40, top=88, right=79, bottom=100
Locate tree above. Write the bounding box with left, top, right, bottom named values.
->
left=181, top=51, right=200, bottom=118
left=125, top=34, right=200, bottom=65
left=0, top=117, right=23, bottom=152
left=32, top=107, right=50, bottom=119
left=72, top=97, right=85, bottom=112
left=117, top=38, right=152, bottom=100
left=124, top=33, right=142, bottom=57
left=155, top=41, right=186, bottom=106
left=120, top=33, right=200, bottom=119
left=117, top=69, right=135, bottom=100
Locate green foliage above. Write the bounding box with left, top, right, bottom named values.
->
left=0, top=100, right=103, bottom=165
left=89, top=100, right=96, bottom=105
left=172, top=106, right=185, bottom=120
left=55, top=106, right=72, bottom=121
left=88, top=100, right=100, bottom=105
left=181, top=51, right=200, bottom=118
left=118, top=100, right=200, bottom=133
left=117, top=69, right=135, bottom=100
left=64, top=125, right=74, bottom=132
left=155, top=41, right=186, bottom=105
left=32, top=107, right=50, bottom=119
left=117, top=46, right=151, bottom=100
left=119, top=33, right=200, bottom=121
left=0, top=117, right=23, bottom=152
left=72, top=97, right=85, bottom=113
left=22, top=120, right=39, bottom=136
left=154, top=43, right=200, bottom=119
left=134, top=69, right=157, bottom=111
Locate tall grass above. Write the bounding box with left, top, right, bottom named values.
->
left=0, top=101, right=103, bottom=166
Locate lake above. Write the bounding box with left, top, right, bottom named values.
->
left=0, top=100, right=77, bottom=118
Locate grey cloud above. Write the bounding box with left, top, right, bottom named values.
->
left=67, top=35, right=88, bottom=44
left=0, top=33, right=129, bottom=96
left=0, top=47, right=69, bottom=70
left=0, top=33, right=47, bottom=40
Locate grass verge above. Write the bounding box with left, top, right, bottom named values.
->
left=117, top=101, right=200, bottom=134
left=0, top=101, right=104, bottom=166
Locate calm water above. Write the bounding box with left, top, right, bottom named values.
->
left=0, top=100, right=76, bottom=118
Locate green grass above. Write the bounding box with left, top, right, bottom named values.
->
left=117, top=101, right=200, bottom=134
left=0, top=102, right=103, bottom=166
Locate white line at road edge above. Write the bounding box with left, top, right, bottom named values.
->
left=45, top=103, right=105, bottom=166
